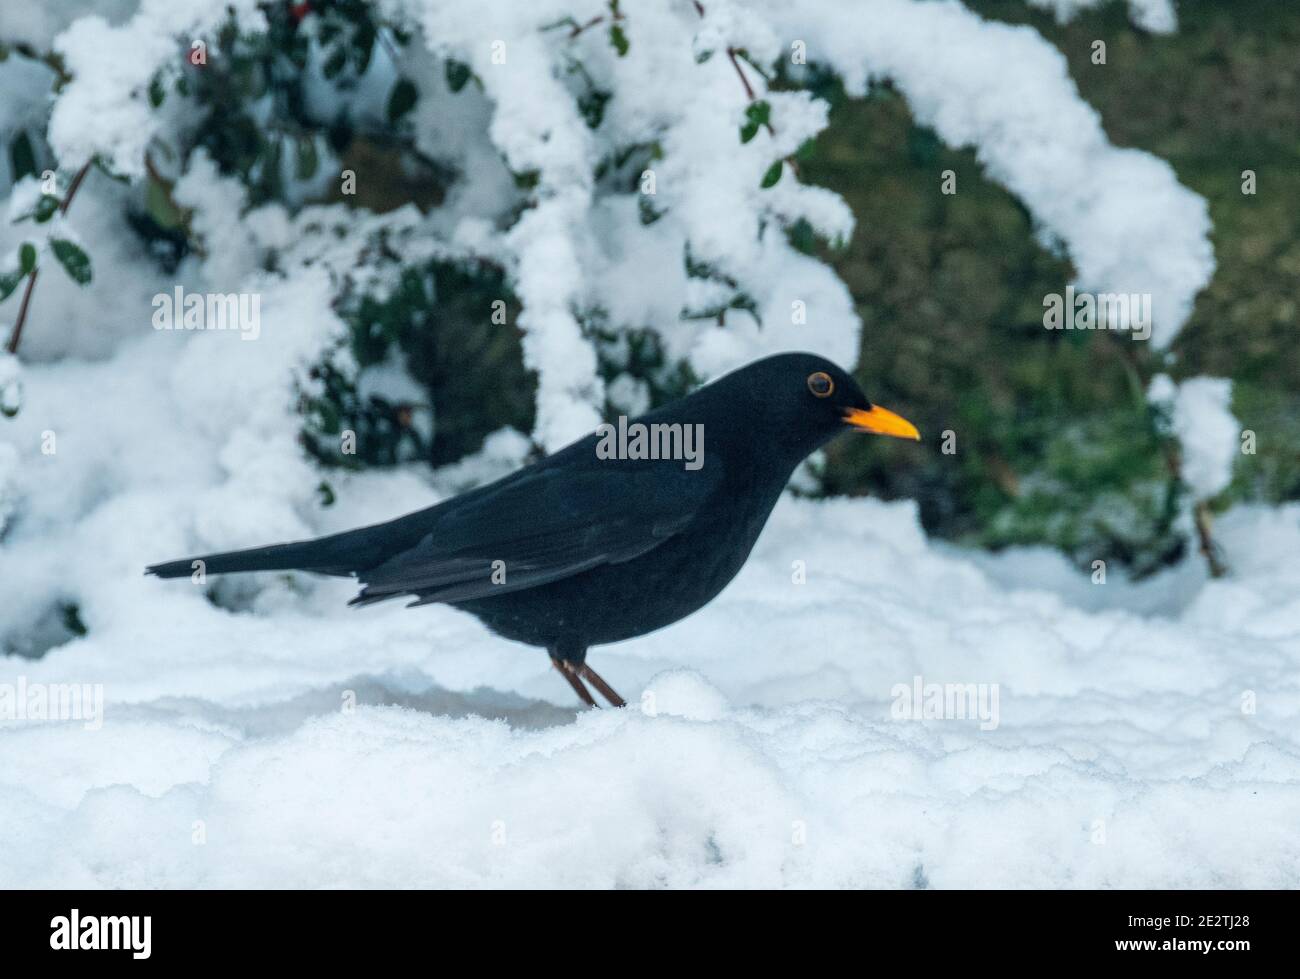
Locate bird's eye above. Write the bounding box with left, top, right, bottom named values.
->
left=807, top=371, right=834, bottom=398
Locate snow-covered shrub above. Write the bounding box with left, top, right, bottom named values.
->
left=0, top=0, right=1231, bottom=606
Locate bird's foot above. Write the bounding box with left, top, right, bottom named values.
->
left=578, top=663, right=626, bottom=708
left=551, top=657, right=625, bottom=709
left=552, top=656, right=598, bottom=708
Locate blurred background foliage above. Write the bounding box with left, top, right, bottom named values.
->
left=12, top=0, right=1294, bottom=578
left=807, top=0, right=1300, bottom=574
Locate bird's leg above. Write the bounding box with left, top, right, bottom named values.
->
left=551, top=656, right=598, bottom=708
left=579, top=663, right=626, bottom=708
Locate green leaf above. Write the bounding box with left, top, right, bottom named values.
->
left=638, top=195, right=664, bottom=226
left=50, top=239, right=92, bottom=285
left=326, top=114, right=353, bottom=153
left=19, top=243, right=36, bottom=274
left=760, top=160, right=783, bottom=189
left=386, top=78, right=418, bottom=124
left=322, top=46, right=348, bottom=80
left=907, top=126, right=942, bottom=166
left=350, top=28, right=375, bottom=79
left=740, top=102, right=771, bottom=145
left=33, top=194, right=60, bottom=223
left=9, top=131, right=36, bottom=181
left=295, top=136, right=319, bottom=180
left=145, top=176, right=185, bottom=230
left=0, top=268, right=26, bottom=303
left=578, top=90, right=612, bottom=129
left=445, top=59, right=472, bottom=93
left=609, top=24, right=629, bottom=57
left=148, top=75, right=166, bottom=108
left=787, top=217, right=816, bottom=255
left=61, top=603, right=87, bottom=637
left=695, top=49, right=714, bottom=64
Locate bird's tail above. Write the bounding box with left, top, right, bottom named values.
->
left=146, top=534, right=362, bottom=580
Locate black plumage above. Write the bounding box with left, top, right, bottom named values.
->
left=147, top=352, right=919, bottom=706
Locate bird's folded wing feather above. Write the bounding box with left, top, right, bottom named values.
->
left=350, top=461, right=717, bottom=607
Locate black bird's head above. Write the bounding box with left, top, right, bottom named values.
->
left=701, top=352, right=920, bottom=467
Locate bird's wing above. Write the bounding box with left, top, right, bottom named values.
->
left=349, top=460, right=719, bottom=607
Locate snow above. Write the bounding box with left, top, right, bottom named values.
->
left=32, top=0, right=1215, bottom=444
left=47, top=1, right=267, bottom=178
left=0, top=0, right=137, bottom=50
left=2, top=485, right=1299, bottom=887
left=0, top=168, right=181, bottom=362
left=1150, top=374, right=1241, bottom=500
left=1027, top=0, right=1178, bottom=35
left=764, top=0, right=1214, bottom=347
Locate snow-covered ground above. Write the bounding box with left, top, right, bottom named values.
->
left=2, top=483, right=1297, bottom=888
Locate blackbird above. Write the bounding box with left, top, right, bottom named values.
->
left=147, top=352, right=919, bottom=707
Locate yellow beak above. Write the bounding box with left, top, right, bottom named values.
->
left=843, top=405, right=920, bottom=441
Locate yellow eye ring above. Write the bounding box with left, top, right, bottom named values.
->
left=807, top=371, right=834, bottom=398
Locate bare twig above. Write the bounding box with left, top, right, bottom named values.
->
left=1113, top=338, right=1229, bottom=578
left=693, top=2, right=796, bottom=174
left=1194, top=500, right=1228, bottom=578
left=695, top=1, right=759, bottom=107
left=6, top=270, right=40, bottom=356
left=570, top=15, right=605, bottom=38
left=726, top=48, right=757, bottom=100
left=61, top=160, right=90, bottom=208
left=5, top=158, right=93, bottom=356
